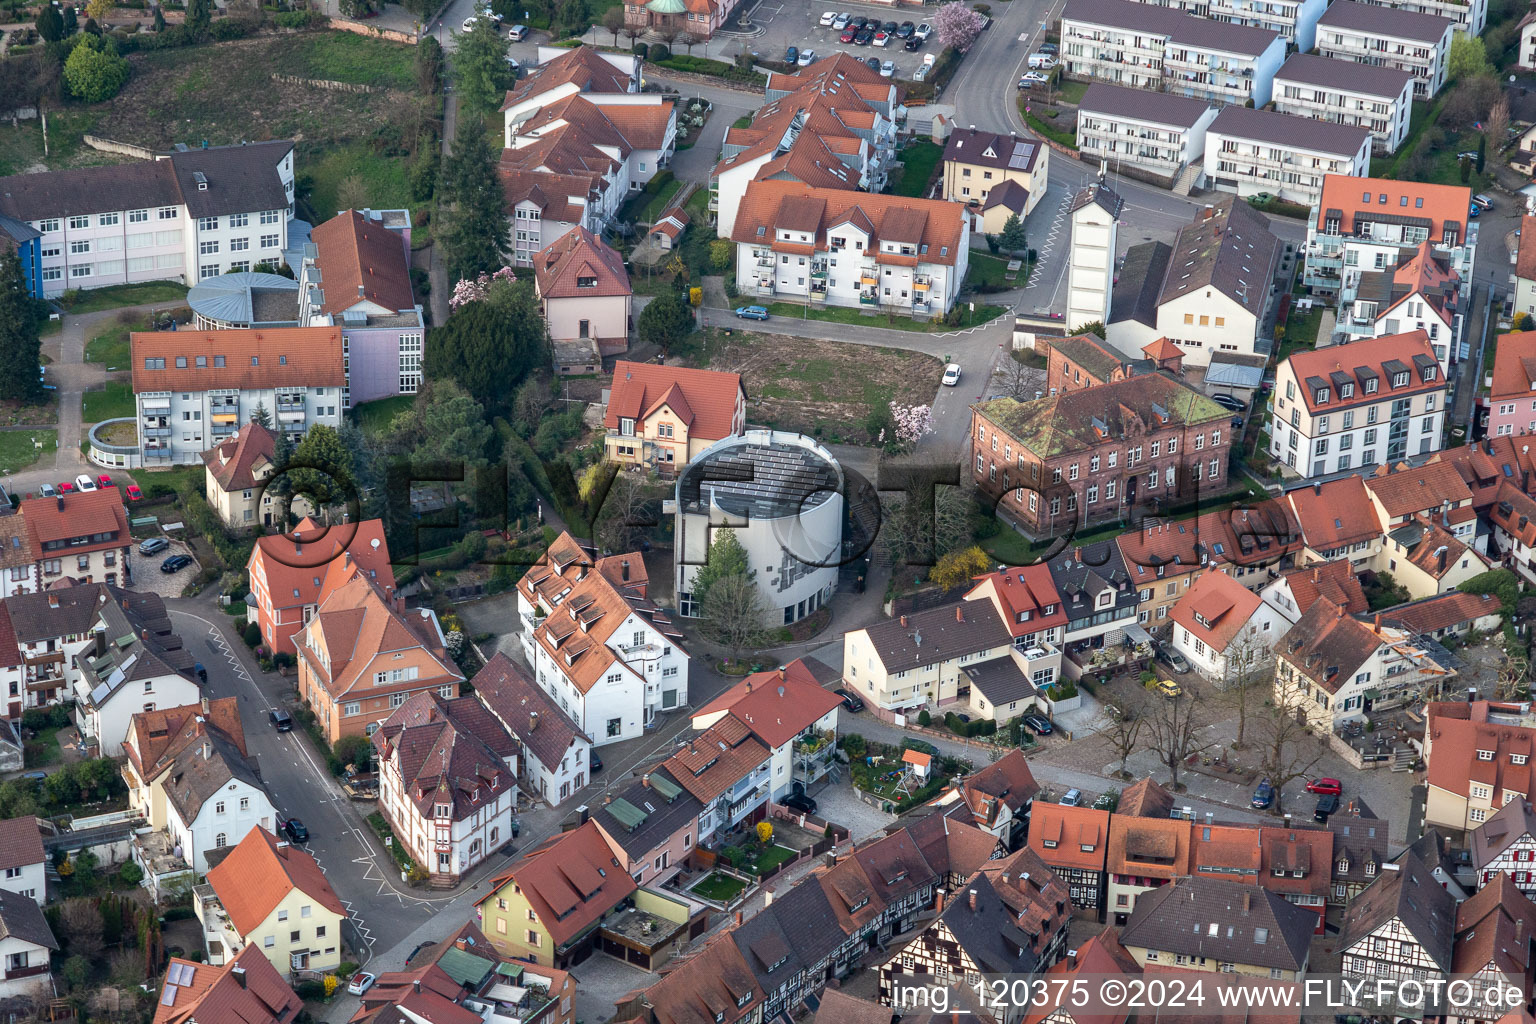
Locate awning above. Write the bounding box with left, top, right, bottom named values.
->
left=1122, top=622, right=1154, bottom=646
left=1363, top=688, right=1381, bottom=700
left=212, top=413, right=238, bottom=424
left=141, top=398, right=170, bottom=410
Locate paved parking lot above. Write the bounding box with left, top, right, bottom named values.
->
left=127, top=535, right=200, bottom=599
left=742, top=0, right=948, bottom=80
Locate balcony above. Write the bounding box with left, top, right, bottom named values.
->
left=810, top=264, right=828, bottom=280
left=859, top=292, right=878, bottom=306
left=913, top=275, right=932, bottom=291
left=141, top=426, right=171, bottom=438
left=275, top=401, right=305, bottom=412
left=757, top=256, right=775, bottom=269
left=756, top=280, right=776, bottom=297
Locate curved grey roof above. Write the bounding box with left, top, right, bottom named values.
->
left=186, top=272, right=300, bottom=326
left=678, top=433, right=841, bottom=520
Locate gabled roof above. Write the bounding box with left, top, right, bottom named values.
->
left=0, top=886, right=54, bottom=951
left=961, top=749, right=1039, bottom=826
left=1454, top=872, right=1536, bottom=978
left=127, top=697, right=246, bottom=780
left=604, top=360, right=744, bottom=442
left=0, top=817, right=43, bottom=873
left=205, top=826, right=346, bottom=936
left=1490, top=330, right=1536, bottom=402
left=472, top=652, right=588, bottom=771
left=1491, top=479, right=1536, bottom=549
left=935, top=870, right=1055, bottom=975
left=1277, top=598, right=1380, bottom=693
left=1340, top=851, right=1457, bottom=972
left=1516, top=215, right=1536, bottom=284
left=1122, top=876, right=1315, bottom=971
left=534, top=225, right=630, bottom=300
left=202, top=421, right=277, bottom=494
left=1106, top=815, right=1190, bottom=879
left=1314, top=173, right=1468, bottom=242
left=371, top=691, right=515, bottom=822
left=164, top=141, right=294, bottom=220
left=1425, top=701, right=1536, bottom=803
left=20, top=487, right=128, bottom=553
left=693, top=659, right=841, bottom=749
left=657, top=716, right=770, bottom=804
left=483, top=820, right=637, bottom=949
left=1210, top=105, right=1372, bottom=158
left=732, top=180, right=966, bottom=266
left=1332, top=805, right=1388, bottom=886
left=963, top=564, right=1067, bottom=639
left=861, top=600, right=1011, bottom=675
left=501, top=45, right=635, bottom=111
left=592, top=771, right=703, bottom=862
left=644, top=931, right=764, bottom=1024
left=163, top=728, right=265, bottom=825
left=1278, top=560, right=1369, bottom=617
left=153, top=944, right=302, bottom=1024
left=1027, top=803, right=1110, bottom=871
left=1022, top=930, right=1139, bottom=1024
left=309, top=209, right=416, bottom=316
left=1157, top=195, right=1279, bottom=317
left=1273, top=52, right=1414, bottom=99
left=942, top=127, right=1042, bottom=174
left=1317, top=0, right=1454, bottom=42
left=3, top=581, right=112, bottom=642
left=1117, top=778, right=1174, bottom=818
left=1079, top=82, right=1213, bottom=129
left=1169, top=569, right=1265, bottom=655
left=248, top=517, right=392, bottom=613
left=300, top=574, right=461, bottom=702
left=1285, top=477, right=1383, bottom=552
left=1259, top=826, right=1334, bottom=901
left=1381, top=590, right=1502, bottom=635
left=1471, top=798, right=1536, bottom=869
left=131, top=326, right=344, bottom=392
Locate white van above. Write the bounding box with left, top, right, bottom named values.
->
left=1027, top=52, right=1056, bottom=69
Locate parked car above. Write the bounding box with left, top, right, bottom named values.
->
left=1156, top=678, right=1183, bottom=698
left=840, top=25, right=858, bottom=42
left=879, top=59, right=895, bottom=76
left=1469, top=204, right=1482, bottom=218
left=1060, top=788, right=1082, bottom=807
left=38, top=484, right=56, bottom=498
left=1314, top=793, right=1341, bottom=822
left=139, top=537, right=169, bottom=555
left=1209, top=393, right=1245, bottom=412
left=194, top=662, right=207, bottom=684
left=798, top=49, right=816, bottom=65
left=1160, top=645, right=1191, bottom=674
left=864, top=56, right=880, bottom=70
left=96, top=474, right=112, bottom=488
left=1252, top=777, right=1274, bottom=809
left=125, top=484, right=143, bottom=501
left=57, top=481, right=73, bottom=493
left=1022, top=713, right=1053, bottom=735
left=1037, top=40, right=1057, bottom=53
left=282, top=817, right=309, bottom=843
left=914, top=21, right=931, bottom=39
left=507, top=23, right=528, bottom=39
left=873, top=29, right=890, bottom=45
left=784, top=45, right=798, bottom=62
left=854, top=27, right=873, bottom=44
left=942, top=363, right=961, bottom=386
left=818, top=10, right=837, bottom=25
left=347, top=973, right=377, bottom=997
left=160, top=553, right=194, bottom=574
left=912, top=60, right=929, bottom=77
left=74, top=474, right=97, bottom=492
left=832, top=12, right=851, bottom=28
left=1473, top=193, right=1495, bottom=210
left=590, top=750, right=603, bottom=773
left=905, top=35, right=923, bottom=50
left=481, top=7, right=502, bottom=22
left=504, top=55, right=521, bottom=72
left=897, top=20, right=915, bottom=36
left=782, top=791, right=818, bottom=814
left=834, top=687, right=865, bottom=712
left=1027, top=52, right=1056, bottom=69
left=461, top=15, right=479, bottom=30
left=1307, top=777, right=1343, bottom=796
left=270, top=708, right=293, bottom=732
left=1019, top=71, right=1049, bottom=87
left=735, top=305, right=770, bottom=320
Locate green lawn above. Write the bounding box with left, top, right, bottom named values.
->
left=22, top=725, right=62, bottom=767
left=352, top=394, right=415, bottom=437
left=892, top=141, right=944, bottom=198
left=966, top=252, right=1021, bottom=289
left=691, top=871, right=748, bottom=902
left=764, top=301, right=1006, bottom=333
left=1021, top=101, right=1077, bottom=150
left=85, top=319, right=142, bottom=369
left=754, top=845, right=797, bottom=874
left=128, top=464, right=205, bottom=499
left=1277, top=305, right=1323, bottom=363
left=275, top=31, right=416, bottom=90
left=0, top=430, right=55, bottom=475
left=82, top=381, right=136, bottom=424
left=301, top=141, right=413, bottom=225
left=732, top=115, right=753, bottom=129
left=61, top=283, right=188, bottom=315
left=633, top=178, right=685, bottom=225
left=1054, top=78, right=1088, bottom=104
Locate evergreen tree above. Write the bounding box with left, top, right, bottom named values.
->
left=287, top=424, right=352, bottom=509
left=997, top=213, right=1027, bottom=255
left=636, top=289, right=693, bottom=353
left=439, top=127, right=510, bottom=283
left=451, top=17, right=511, bottom=119
left=35, top=6, right=64, bottom=42
left=249, top=401, right=271, bottom=428
left=424, top=283, right=546, bottom=418
left=152, top=5, right=165, bottom=31
left=61, top=5, right=77, bottom=34
left=0, top=253, right=44, bottom=404
left=184, top=0, right=210, bottom=38
left=688, top=528, right=752, bottom=609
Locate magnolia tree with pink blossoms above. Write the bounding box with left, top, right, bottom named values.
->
left=449, top=266, right=517, bottom=310
left=933, top=2, right=984, bottom=53
left=889, top=401, right=934, bottom=451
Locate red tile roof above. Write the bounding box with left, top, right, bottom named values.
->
left=961, top=750, right=1039, bottom=827
left=1517, top=215, right=1536, bottom=283
left=732, top=180, right=966, bottom=266
left=1384, top=591, right=1502, bottom=634
left=309, top=209, right=415, bottom=316
left=1285, top=477, right=1383, bottom=552
left=534, top=226, right=630, bottom=300
left=205, top=826, right=346, bottom=935
left=1279, top=560, right=1368, bottom=616
left=131, top=327, right=345, bottom=392
left=19, top=487, right=129, bottom=555
left=1491, top=330, right=1536, bottom=403
left=963, top=565, right=1067, bottom=638
left=1282, top=330, right=1443, bottom=417
left=1426, top=703, right=1536, bottom=802
left=153, top=944, right=302, bottom=1024
left=126, top=697, right=246, bottom=779
left=1366, top=460, right=1473, bottom=519
left=483, top=820, right=636, bottom=948
left=501, top=45, right=634, bottom=111
left=1314, top=175, right=1470, bottom=244
left=202, top=422, right=276, bottom=494
left=1027, top=803, right=1110, bottom=871
left=693, top=659, right=841, bottom=749
left=247, top=517, right=392, bottom=615
left=1106, top=815, right=1189, bottom=879
left=1169, top=570, right=1263, bottom=655
left=1259, top=827, right=1334, bottom=902
left=300, top=575, right=462, bottom=702
left=604, top=360, right=745, bottom=443
left=0, top=816, right=43, bottom=872
left=659, top=716, right=770, bottom=803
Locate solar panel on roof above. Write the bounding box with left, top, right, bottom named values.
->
left=160, top=985, right=178, bottom=1006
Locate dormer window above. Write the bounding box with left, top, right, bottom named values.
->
left=435, top=802, right=451, bottom=817
left=1514, top=755, right=1529, bottom=765
left=1422, top=367, right=1436, bottom=382
left=1478, top=750, right=1495, bottom=761
left=1316, top=388, right=1329, bottom=404
left=1043, top=604, right=1055, bottom=615
left=1393, top=372, right=1409, bottom=387
left=1365, top=378, right=1378, bottom=394
left=1017, top=610, right=1031, bottom=622
left=1097, top=591, right=1112, bottom=609
left=1194, top=613, right=1210, bottom=628
left=1365, top=862, right=1376, bottom=876
left=577, top=275, right=596, bottom=288
left=621, top=418, right=635, bottom=436
left=1341, top=383, right=1354, bottom=398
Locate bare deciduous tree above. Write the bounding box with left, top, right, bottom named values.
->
left=1103, top=693, right=1148, bottom=779
left=595, top=469, right=664, bottom=554
left=1253, top=693, right=1326, bottom=817
left=1215, top=624, right=1275, bottom=750
left=1142, top=688, right=1211, bottom=792
left=880, top=483, right=972, bottom=570
left=601, top=6, right=625, bottom=43
left=59, top=899, right=105, bottom=961
left=700, top=573, right=766, bottom=660
left=1487, top=97, right=1510, bottom=162
left=997, top=353, right=1045, bottom=402
left=680, top=30, right=700, bottom=53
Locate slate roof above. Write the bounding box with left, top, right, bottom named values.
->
left=3, top=582, right=111, bottom=642
left=1157, top=195, right=1279, bottom=316
left=1210, top=105, right=1372, bottom=158
left=938, top=872, right=1046, bottom=974
left=1111, top=241, right=1173, bottom=328
left=1318, top=0, right=1454, bottom=42
left=591, top=771, right=703, bottom=862
left=863, top=600, right=1011, bottom=675
left=0, top=885, right=54, bottom=951
left=1079, top=82, right=1213, bottom=129
left=1332, top=805, right=1388, bottom=888
left=1274, top=52, right=1414, bottom=98
left=1472, top=799, right=1536, bottom=869
left=472, top=652, right=589, bottom=772
left=1122, top=876, right=1315, bottom=971
left=309, top=209, right=416, bottom=316
left=163, top=728, right=265, bottom=825
left=131, top=327, right=345, bottom=392
left=1340, top=851, right=1458, bottom=972
left=165, top=141, right=293, bottom=219
left=942, top=127, right=1042, bottom=174
left=977, top=372, right=1227, bottom=459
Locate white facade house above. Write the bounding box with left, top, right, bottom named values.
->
left=1060, top=0, right=1285, bottom=108
left=1207, top=0, right=1328, bottom=48
left=690, top=660, right=843, bottom=801
left=674, top=430, right=844, bottom=628
left=730, top=180, right=970, bottom=318
left=473, top=652, right=595, bottom=807
left=1272, top=54, right=1415, bottom=155
left=499, top=46, right=643, bottom=141
left=1203, top=106, right=1372, bottom=208
left=1301, top=176, right=1476, bottom=300
left=130, top=327, right=345, bottom=465
left=1267, top=330, right=1447, bottom=477
left=0, top=819, right=46, bottom=905
left=1315, top=1, right=1454, bottom=100
left=1066, top=180, right=1123, bottom=333
left=164, top=749, right=276, bottom=874
left=0, top=890, right=56, bottom=1001
left=0, top=141, right=294, bottom=299
left=1152, top=197, right=1279, bottom=368
left=1075, top=84, right=1217, bottom=186
left=1168, top=570, right=1287, bottom=684
left=519, top=535, right=690, bottom=747
left=71, top=601, right=204, bottom=758
left=1351, top=0, right=1482, bottom=38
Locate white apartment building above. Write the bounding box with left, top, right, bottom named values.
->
left=1302, top=175, right=1475, bottom=299
left=0, top=141, right=294, bottom=299
left=1061, top=0, right=1285, bottom=108
left=1351, top=0, right=1482, bottom=38
left=1066, top=180, right=1122, bottom=332
left=1203, top=106, right=1372, bottom=208
left=130, top=327, right=345, bottom=465
left=1075, top=83, right=1217, bottom=185
left=1208, top=0, right=1327, bottom=48
left=1267, top=330, right=1448, bottom=477
left=729, top=180, right=969, bottom=318
left=1315, top=1, right=1454, bottom=100
left=1272, top=54, right=1415, bottom=155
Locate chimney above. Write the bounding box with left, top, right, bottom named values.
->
left=1375, top=614, right=1381, bottom=631
left=201, top=695, right=209, bottom=717
left=1313, top=483, right=1322, bottom=496
left=968, top=888, right=978, bottom=911
left=529, top=711, right=539, bottom=732
left=935, top=891, right=945, bottom=913
left=577, top=804, right=590, bottom=825
left=1312, top=568, right=1320, bottom=583
left=232, top=966, right=247, bottom=989
left=1243, top=891, right=1252, bottom=913
left=621, top=559, right=630, bottom=581
left=456, top=938, right=469, bottom=951
left=47, top=593, right=57, bottom=609
left=202, top=741, right=210, bottom=760
left=900, top=615, right=908, bottom=627
left=955, top=606, right=964, bottom=623
left=764, top=890, right=774, bottom=907
left=56, top=496, right=63, bottom=512
left=1074, top=547, right=1082, bottom=563
left=642, top=774, right=650, bottom=788
left=413, top=980, right=421, bottom=994
left=735, top=910, right=744, bottom=926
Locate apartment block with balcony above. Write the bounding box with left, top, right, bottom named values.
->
left=0, top=140, right=294, bottom=299
left=1301, top=175, right=1474, bottom=300
left=1203, top=106, right=1372, bottom=208
left=1207, top=0, right=1327, bottom=48
left=730, top=180, right=968, bottom=318
left=1075, top=83, right=1217, bottom=185
left=1353, top=0, right=1482, bottom=38
left=1272, top=54, right=1415, bottom=155
left=129, top=327, right=345, bottom=465
left=1336, top=242, right=1461, bottom=372
left=1061, top=0, right=1285, bottom=109
left=1316, top=1, right=1454, bottom=100
left=1267, top=330, right=1448, bottom=477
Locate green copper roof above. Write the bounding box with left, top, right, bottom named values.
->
left=646, top=0, right=687, bottom=14
left=436, top=947, right=495, bottom=988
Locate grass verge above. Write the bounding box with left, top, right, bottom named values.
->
left=352, top=394, right=415, bottom=437
left=0, top=430, right=55, bottom=475
left=82, top=381, right=137, bottom=424
left=763, top=301, right=1005, bottom=332
left=61, top=282, right=188, bottom=315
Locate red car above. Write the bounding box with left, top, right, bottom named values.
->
left=57, top=481, right=73, bottom=493
left=839, top=26, right=857, bottom=42
left=97, top=474, right=112, bottom=488
left=125, top=485, right=143, bottom=502
left=1305, top=778, right=1342, bottom=796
